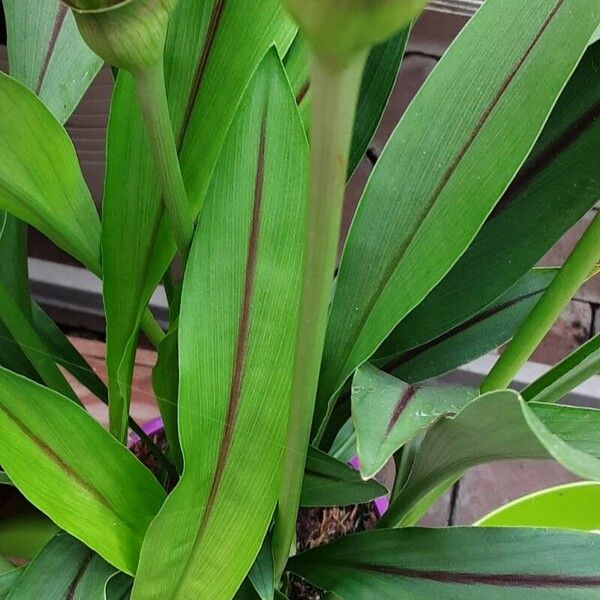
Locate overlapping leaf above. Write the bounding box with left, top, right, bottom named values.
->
left=6, top=533, right=116, bottom=600
left=378, top=269, right=557, bottom=382
left=289, top=528, right=600, bottom=599
left=379, top=40, right=600, bottom=374
left=380, top=390, right=600, bottom=527
left=352, top=364, right=477, bottom=479
left=2, top=0, right=102, bottom=123
left=132, top=51, right=307, bottom=600
left=314, top=0, right=600, bottom=438
left=301, top=446, right=386, bottom=508
left=0, top=368, right=165, bottom=574
left=284, top=27, right=410, bottom=176
left=523, top=334, right=600, bottom=404
left=102, top=0, right=296, bottom=440
left=0, top=74, right=100, bottom=272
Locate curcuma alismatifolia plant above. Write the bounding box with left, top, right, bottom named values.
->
left=0, top=0, right=600, bottom=597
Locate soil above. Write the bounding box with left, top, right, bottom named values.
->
left=291, top=503, right=378, bottom=600
left=131, top=431, right=378, bottom=600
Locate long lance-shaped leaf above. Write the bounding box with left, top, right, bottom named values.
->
left=132, top=51, right=307, bottom=600
left=378, top=268, right=557, bottom=383
left=522, top=334, right=600, bottom=404
left=6, top=533, right=116, bottom=600
left=300, top=446, right=387, bottom=508
left=476, top=481, right=600, bottom=530
left=0, top=73, right=100, bottom=273
left=0, top=368, right=166, bottom=574
left=314, top=0, right=600, bottom=439
left=352, top=364, right=477, bottom=479
left=289, top=528, right=600, bottom=599
left=102, top=0, right=295, bottom=442
left=284, top=27, right=410, bottom=177
left=379, top=390, right=600, bottom=528
left=376, top=40, right=600, bottom=363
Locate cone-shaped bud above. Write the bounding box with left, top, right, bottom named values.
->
left=62, top=0, right=178, bottom=71
left=282, top=0, right=427, bottom=62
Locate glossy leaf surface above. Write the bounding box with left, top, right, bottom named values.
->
left=315, top=0, right=600, bottom=437
left=133, top=52, right=307, bottom=600
left=0, top=369, right=165, bottom=574
left=289, top=528, right=600, bottom=599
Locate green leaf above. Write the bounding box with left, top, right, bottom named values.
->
left=301, top=446, right=387, bottom=508
left=0, top=558, right=14, bottom=577
left=379, top=268, right=557, bottom=382
left=0, top=368, right=166, bottom=574
left=314, top=0, right=600, bottom=438
left=31, top=301, right=109, bottom=404
left=522, top=334, right=600, bottom=404
left=288, top=527, right=600, bottom=598
left=101, top=0, right=295, bottom=443
left=476, top=481, right=600, bottom=530
left=2, top=0, right=102, bottom=123
left=0, top=569, right=22, bottom=599
left=132, top=51, right=307, bottom=600
left=381, top=39, right=600, bottom=373
left=151, top=328, right=182, bottom=471
left=6, top=533, right=116, bottom=600
left=352, top=364, right=477, bottom=479
left=104, top=574, right=133, bottom=600
left=0, top=214, right=40, bottom=381
left=380, top=390, right=600, bottom=527
left=0, top=73, right=101, bottom=272
left=284, top=27, right=409, bottom=177
left=347, top=27, right=409, bottom=177
left=0, top=281, right=76, bottom=401
left=248, top=537, right=274, bottom=600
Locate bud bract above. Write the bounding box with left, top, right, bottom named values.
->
left=282, top=0, right=427, bottom=61
left=62, top=0, right=178, bottom=72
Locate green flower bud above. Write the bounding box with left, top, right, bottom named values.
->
left=282, top=0, right=427, bottom=62
left=61, top=0, right=178, bottom=72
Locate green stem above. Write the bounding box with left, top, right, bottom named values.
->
left=272, top=51, right=367, bottom=579
left=132, top=61, right=194, bottom=264
left=482, top=211, right=600, bottom=393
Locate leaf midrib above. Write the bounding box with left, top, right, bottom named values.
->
left=334, top=0, right=565, bottom=387
left=0, top=400, right=140, bottom=542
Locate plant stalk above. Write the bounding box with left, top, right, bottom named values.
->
left=132, top=61, right=194, bottom=264
left=481, top=211, right=600, bottom=393
left=272, top=51, right=367, bottom=579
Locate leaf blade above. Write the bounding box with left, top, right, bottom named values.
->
left=0, top=369, right=165, bottom=574
left=315, top=0, right=600, bottom=437
left=289, top=528, right=600, bottom=599
left=132, top=51, right=308, bottom=600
